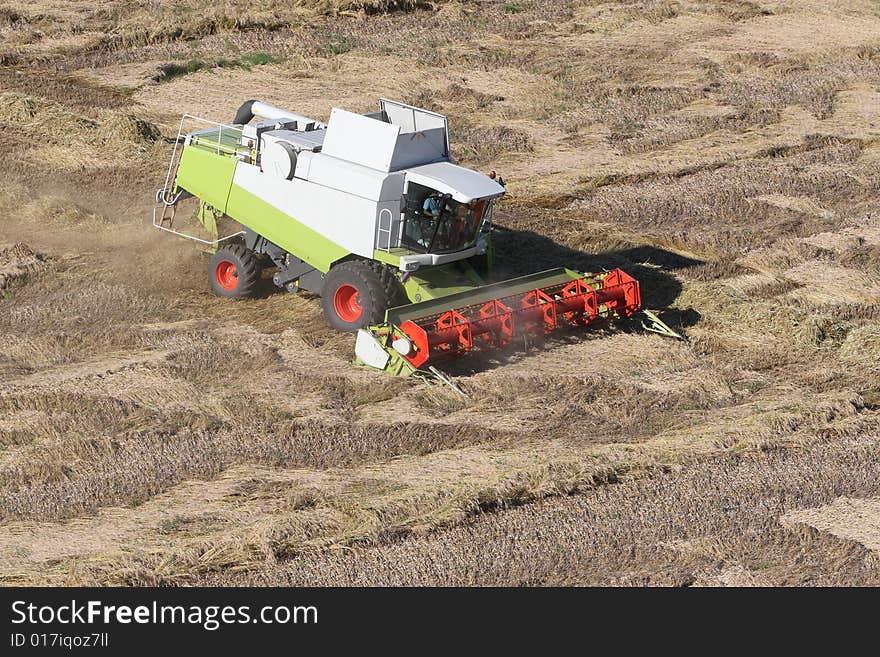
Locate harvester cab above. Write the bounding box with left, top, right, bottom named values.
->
left=154, top=98, right=680, bottom=378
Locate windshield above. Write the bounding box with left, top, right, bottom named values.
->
left=402, top=196, right=488, bottom=254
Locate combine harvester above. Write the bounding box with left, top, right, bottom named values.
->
left=155, top=99, right=679, bottom=380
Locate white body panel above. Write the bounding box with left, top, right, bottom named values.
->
left=321, top=108, right=401, bottom=172
left=320, top=105, right=449, bottom=173
left=233, top=163, right=377, bottom=258
left=305, top=153, right=397, bottom=202
left=261, top=140, right=296, bottom=179
left=355, top=330, right=390, bottom=369
left=294, top=150, right=315, bottom=179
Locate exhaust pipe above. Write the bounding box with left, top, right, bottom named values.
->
left=232, top=99, right=324, bottom=129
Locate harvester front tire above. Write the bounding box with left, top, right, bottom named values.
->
left=209, top=244, right=260, bottom=299
left=321, top=260, right=393, bottom=332
left=370, top=261, right=407, bottom=309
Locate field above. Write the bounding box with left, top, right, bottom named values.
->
left=1, top=0, right=879, bottom=586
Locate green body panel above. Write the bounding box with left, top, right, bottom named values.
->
left=386, top=267, right=586, bottom=325
left=175, top=145, right=238, bottom=212
left=197, top=201, right=221, bottom=253
left=400, top=260, right=484, bottom=304
left=372, top=250, right=401, bottom=268
left=225, top=182, right=350, bottom=273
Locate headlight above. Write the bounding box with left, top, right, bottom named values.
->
left=392, top=337, right=412, bottom=356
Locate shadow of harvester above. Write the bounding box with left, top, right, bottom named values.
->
left=432, top=224, right=703, bottom=376
left=489, top=224, right=701, bottom=318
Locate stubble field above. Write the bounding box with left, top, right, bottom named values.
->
left=1, top=0, right=879, bottom=585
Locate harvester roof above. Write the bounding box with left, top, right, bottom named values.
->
left=405, top=161, right=505, bottom=203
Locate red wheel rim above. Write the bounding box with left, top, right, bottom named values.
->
left=215, top=260, right=238, bottom=291
left=333, top=284, right=363, bottom=322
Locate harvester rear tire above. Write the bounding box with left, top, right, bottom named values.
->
left=209, top=244, right=260, bottom=299
left=321, top=260, right=395, bottom=332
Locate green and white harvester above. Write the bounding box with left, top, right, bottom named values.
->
left=155, top=99, right=677, bottom=378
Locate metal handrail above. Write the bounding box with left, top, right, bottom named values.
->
left=152, top=206, right=244, bottom=246
left=159, top=113, right=242, bottom=206
left=377, top=208, right=394, bottom=252
left=154, top=113, right=246, bottom=247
